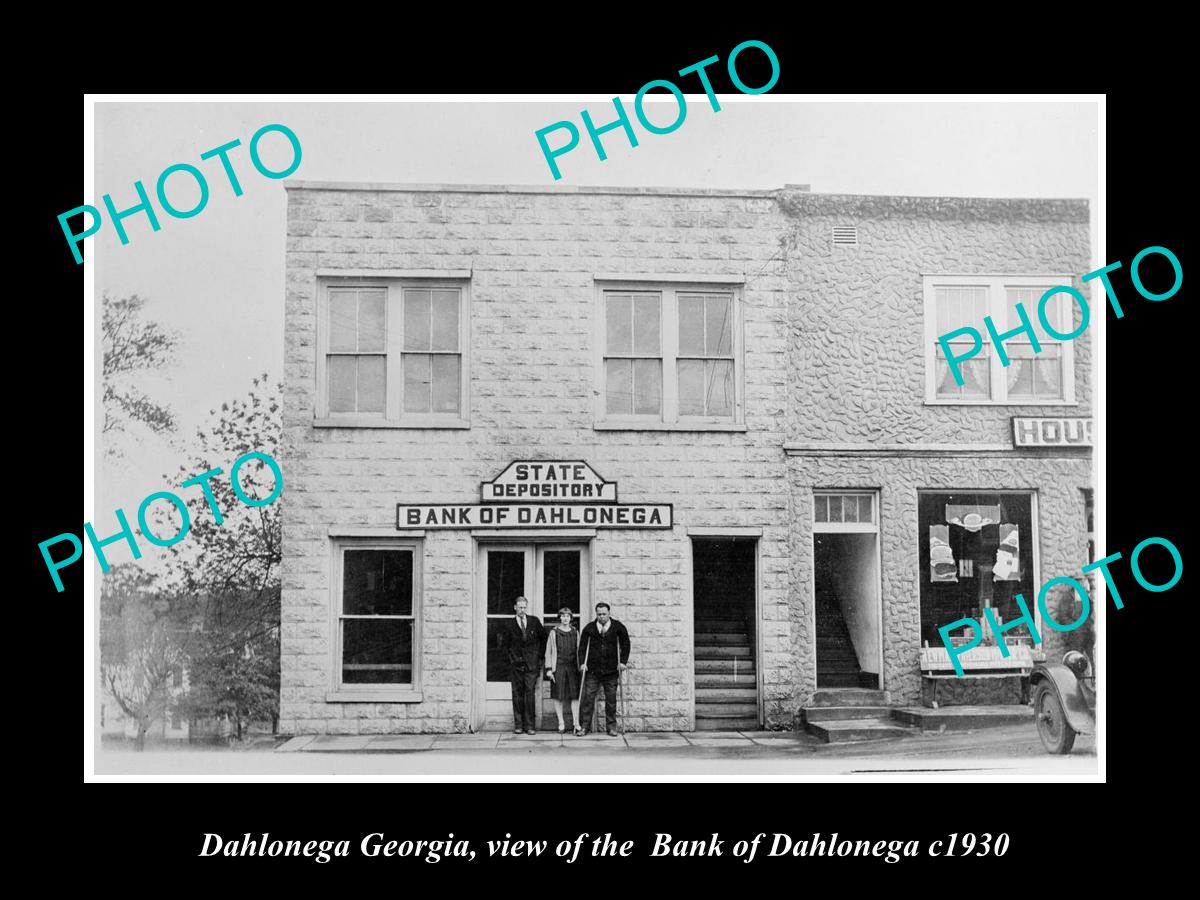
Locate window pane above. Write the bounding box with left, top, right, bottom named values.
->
left=542, top=551, right=581, bottom=623
left=358, top=290, right=386, bottom=351
left=431, top=290, right=459, bottom=351
left=329, top=290, right=357, bottom=352
left=328, top=355, right=356, bottom=412
left=1034, top=346, right=1063, bottom=399
left=936, top=344, right=990, bottom=398
left=936, top=286, right=988, bottom=333
left=633, top=358, right=662, bottom=415
left=343, top=549, right=413, bottom=615
left=828, top=495, right=843, bottom=523
left=678, top=296, right=705, bottom=356
left=404, top=354, right=431, bottom=413
left=633, top=294, right=660, bottom=354
left=343, top=619, right=412, bottom=685
left=677, top=358, right=704, bottom=416
left=487, top=550, right=526, bottom=615
left=605, top=358, right=632, bottom=415
left=814, top=495, right=828, bottom=522
left=704, top=359, right=734, bottom=416
left=706, top=295, right=732, bottom=356
left=404, top=290, right=431, bottom=351
left=858, top=494, right=873, bottom=524
left=431, top=354, right=460, bottom=414
left=1007, top=286, right=1058, bottom=343
left=606, top=294, right=632, bottom=354
left=357, top=356, right=385, bottom=413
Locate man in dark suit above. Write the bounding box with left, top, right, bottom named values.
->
left=506, top=596, right=547, bottom=734
left=578, top=602, right=631, bottom=736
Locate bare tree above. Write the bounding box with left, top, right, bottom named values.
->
left=102, top=292, right=178, bottom=457
left=101, top=622, right=183, bottom=751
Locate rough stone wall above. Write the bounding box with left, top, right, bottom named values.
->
left=779, top=192, right=1092, bottom=445
left=280, top=185, right=793, bottom=735
left=779, top=194, right=1092, bottom=709
left=788, top=456, right=1092, bottom=707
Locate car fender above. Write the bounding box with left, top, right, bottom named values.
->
left=1030, top=664, right=1095, bottom=735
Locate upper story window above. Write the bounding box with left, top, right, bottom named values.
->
left=316, top=279, right=469, bottom=427
left=596, top=282, right=744, bottom=430
left=923, top=275, right=1078, bottom=405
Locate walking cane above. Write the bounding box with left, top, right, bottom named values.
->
left=615, top=664, right=625, bottom=736
left=577, top=639, right=590, bottom=734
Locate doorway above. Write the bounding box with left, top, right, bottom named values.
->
left=476, top=543, right=590, bottom=731
left=691, top=538, right=759, bottom=730
left=812, top=491, right=882, bottom=690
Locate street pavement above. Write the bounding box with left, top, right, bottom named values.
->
left=93, top=723, right=1099, bottom=781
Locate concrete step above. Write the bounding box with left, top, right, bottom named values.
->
left=818, top=674, right=864, bottom=688
left=800, top=705, right=894, bottom=723
left=695, top=701, right=757, bottom=716
left=808, top=689, right=887, bottom=707
left=695, top=646, right=755, bottom=660
left=695, top=673, right=756, bottom=687
left=695, top=687, right=758, bottom=702
left=695, top=633, right=749, bottom=645
left=804, top=719, right=917, bottom=744
left=694, top=717, right=758, bottom=731
left=891, top=706, right=1034, bottom=733
left=695, top=658, right=756, bottom=674
left=694, top=620, right=747, bottom=632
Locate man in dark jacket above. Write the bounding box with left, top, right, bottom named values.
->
left=506, top=596, right=547, bottom=734
left=578, top=602, right=631, bottom=736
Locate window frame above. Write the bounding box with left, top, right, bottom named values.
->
left=593, top=280, right=746, bottom=431
left=315, top=277, right=471, bottom=428
left=328, top=538, right=424, bottom=702
left=813, top=489, right=879, bottom=534
left=922, top=274, right=1078, bottom=406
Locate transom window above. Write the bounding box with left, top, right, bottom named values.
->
left=597, top=282, right=743, bottom=429
left=924, top=275, right=1077, bottom=405
left=814, top=491, right=876, bottom=528
left=317, top=279, right=469, bottom=426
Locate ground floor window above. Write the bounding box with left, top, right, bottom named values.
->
left=334, top=541, right=420, bottom=690
left=918, top=491, right=1036, bottom=647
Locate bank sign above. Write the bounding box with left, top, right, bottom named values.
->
left=397, top=460, right=672, bottom=530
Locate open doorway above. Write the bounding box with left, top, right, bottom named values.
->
left=691, top=538, right=758, bottom=730
left=813, top=492, right=881, bottom=690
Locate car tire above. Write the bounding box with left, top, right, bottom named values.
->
left=1034, top=682, right=1076, bottom=754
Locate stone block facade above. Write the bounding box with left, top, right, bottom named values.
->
left=279, top=182, right=1092, bottom=734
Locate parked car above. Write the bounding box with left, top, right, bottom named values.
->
left=1029, top=650, right=1095, bottom=754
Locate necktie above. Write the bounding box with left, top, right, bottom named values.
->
left=519, top=616, right=526, bottom=632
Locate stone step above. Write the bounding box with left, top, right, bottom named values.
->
left=695, top=658, right=756, bottom=674
left=695, top=673, right=756, bottom=687
left=891, top=706, right=1034, bottom=733
left=695, top=701, right=758, bottom=716
left=695, top=633, right=749, bottom=645
left=695, top=687, right=758, bottom=703
left=694, top=620, right=748, bottom=632
left=695, top=646, right=755, bottom=660
left=808, top=688, right=887, bottom=707
left=804, top=719, right=917, bottom=744
left=800, top=705, right=894, bottom=723
left=694, top=717, right=758, bottom=731
left=818, top=674, right=868, bottom=688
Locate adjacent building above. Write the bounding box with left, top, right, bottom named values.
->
left=278, top=181, right=1092, bottom=735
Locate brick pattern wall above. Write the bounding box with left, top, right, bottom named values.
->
left=281, top=187, right=792, bottom=735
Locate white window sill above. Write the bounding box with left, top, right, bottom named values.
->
left=326, top=691, right=423, bottom=703
left=313, top=418, right=470, bottom=429
left=924, top=400, right=1079, bottom=407
left=594, top=421, right=747, bottom=432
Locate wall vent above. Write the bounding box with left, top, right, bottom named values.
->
left=831, top=225, right=858, bottom=246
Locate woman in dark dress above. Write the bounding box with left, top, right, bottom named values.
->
left=544, top=607, right=582, bottom=735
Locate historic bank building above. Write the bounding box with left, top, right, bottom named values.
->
left=278, top=181, right=1093, bottom=735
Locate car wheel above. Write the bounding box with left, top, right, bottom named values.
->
left=1034, top=682, right=1076, bottom=754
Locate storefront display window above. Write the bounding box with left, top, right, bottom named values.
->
left=918, top=492, right=1036, bottom=646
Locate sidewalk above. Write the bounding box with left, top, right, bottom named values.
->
left=278, top=730, right=808, bottom=754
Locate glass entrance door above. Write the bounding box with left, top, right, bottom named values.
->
left=479, top=544, right=589, bottom=731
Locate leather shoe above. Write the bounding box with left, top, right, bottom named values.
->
left=607, top=728, right=619, bottom=736
left=525, top=728, right=537, bottom=735
left=513, top=728, right=523, bottom=734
